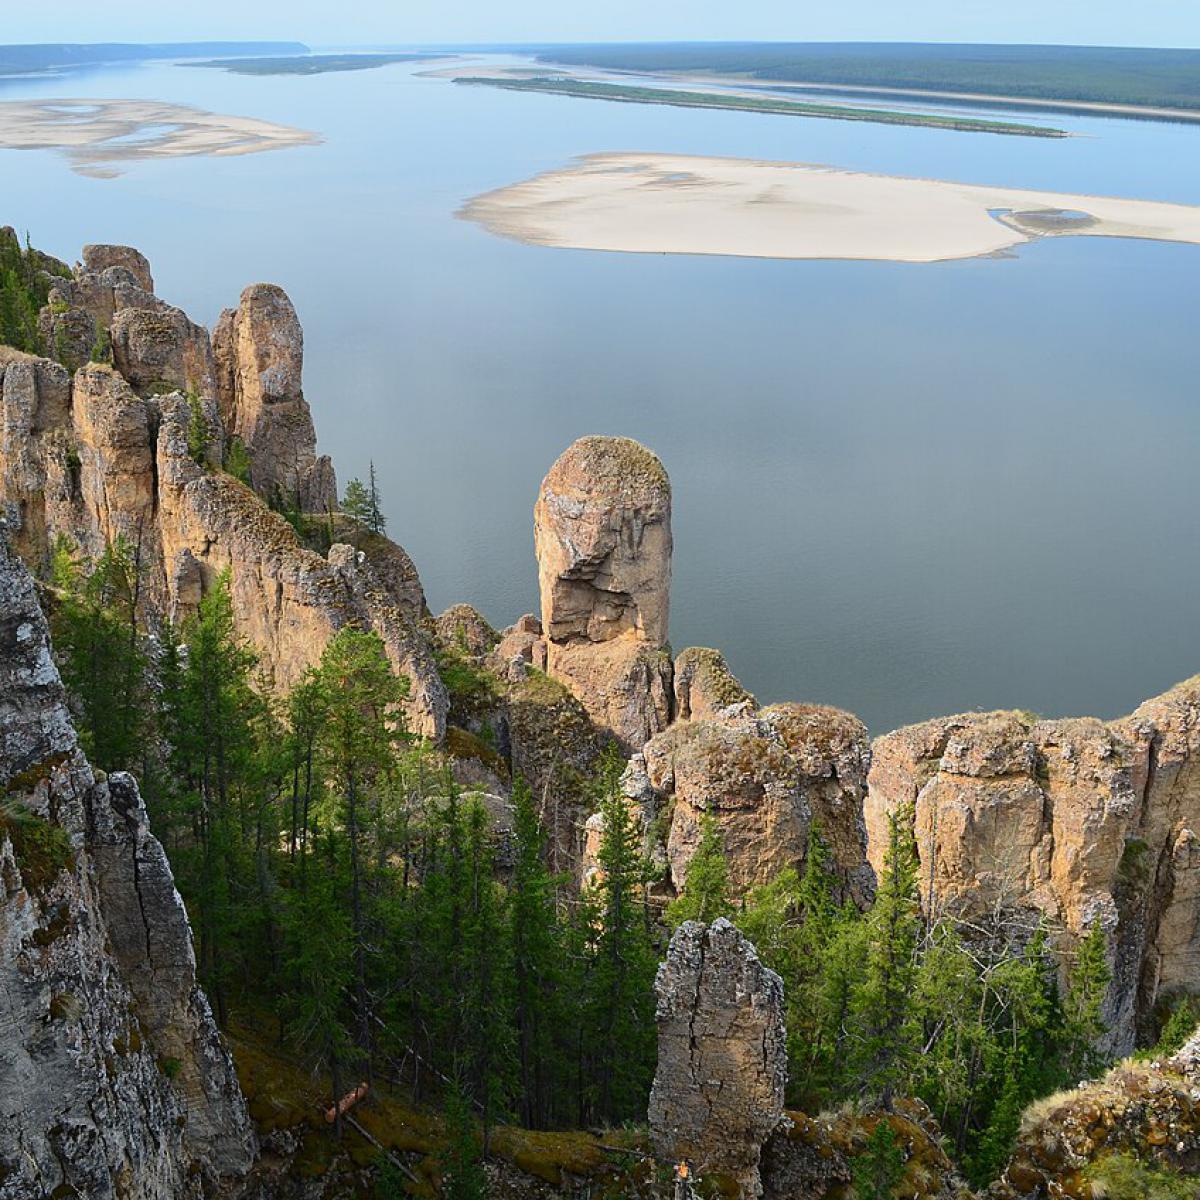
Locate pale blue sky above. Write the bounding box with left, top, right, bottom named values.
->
left=5, top=0, right=1200, bottom=49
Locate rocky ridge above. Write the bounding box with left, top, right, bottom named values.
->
left=0, top=530, right=254, bottom=1199
left=0, top=233, right=447, bottom=739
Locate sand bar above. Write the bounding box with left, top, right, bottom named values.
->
left=0, top=99, right=320, bottom=178
left=461, top=152, right=1200, bottom=263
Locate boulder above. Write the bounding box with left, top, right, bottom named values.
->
left=534, top=435, right=673, bottom=749
left=212, top=283, right=336, bottom=512
left=648, top=919, right=786, bottom=1198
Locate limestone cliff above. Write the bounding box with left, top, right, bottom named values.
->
left=867, top=684, right=1200, bottom=1052
left=0, top=530, right=254, bottom=1199
left=0, top=238, right=447, bottom=739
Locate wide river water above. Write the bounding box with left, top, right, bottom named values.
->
left=3, top=54, right=1198, bottom=733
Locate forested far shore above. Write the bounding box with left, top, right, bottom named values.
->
left=534, top=42, right=1200, bottom=111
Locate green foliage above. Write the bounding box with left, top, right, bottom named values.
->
left=89, top=319, right=112, bottom=364
left=850, top=1121, right=905, bottom=1200
left=1064, top=923, right=1113, bottom=1080
left=186, top=389, right=210, bottom=466
left=1084, top=1152, right=1197, bottom=1200
left=49, top=534, right=148, bottom=772
left=0, top=799, right=74, bottom=891
left=440, top=1083, right=487, bottom=1200
left=0, top=227, right=50, bottom=354
left=537, top=43, right=1200, bottom=112
left=342, top=463, right=386, bottom=534
left=667, top=814, right=732, bottom=928
left=224, top=436, right=251, bottom=484
left=1148, top=994, right=1200, bottom=1059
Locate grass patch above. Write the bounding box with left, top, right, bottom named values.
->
left=0, top=798, right=73, bottom=891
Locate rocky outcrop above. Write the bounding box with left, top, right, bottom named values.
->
left=82, top=243, right=155, bottom=292
left=534, top=436, right=673, bottom=750
left=642, top=703, right=875, bottom=905
left=649, top=918, right=786, bottom=1198
left=988, top=1024, right=1200, bottom=1198
left=213, top=283, right=336, bottom=512
left=0, top=242, right=448, bottom=740
left=866, top=683, right=1200, bottom=1052
left=674, top=646, right=756, bottom=722
left=0, top=530, right=254, bottom=1198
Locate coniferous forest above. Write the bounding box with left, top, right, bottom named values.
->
left=43, top=520, right=1195, bottom=1196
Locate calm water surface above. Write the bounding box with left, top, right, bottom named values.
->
left=3, top=55, right=1198, bottom=732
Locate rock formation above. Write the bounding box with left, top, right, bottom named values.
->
left=534, top=435, right=674, bottom=750
left=866, top=683, right=1200, bottom=1052
left=674, top=645, right=756, bottom=722
left=642, top=702, right=875, bottom=905
left=0, top=530, right=254, bottom=1199
left=648, top=918, right=786, bottom=1198
left=0, top=243, right=448, bottom=739
left=987, top=1023, right=1200, bottom=1197
left=213, top=283, right=337, bottom=512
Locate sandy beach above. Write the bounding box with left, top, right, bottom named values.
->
left=0, top=99, right=319, bottom=177
left=460, top=151, right=1200, bottom=263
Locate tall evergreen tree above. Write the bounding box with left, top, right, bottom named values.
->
left=666, top=813, right=732, bottom=928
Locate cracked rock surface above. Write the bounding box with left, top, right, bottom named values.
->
left=648, top=918, right=786, bottom=1199
left=0, top=532, right=254, bottom=1199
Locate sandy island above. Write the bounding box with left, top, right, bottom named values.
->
left=0, top=99, right=320, bottom=178
left=460, top=152, right=1200, bottom=263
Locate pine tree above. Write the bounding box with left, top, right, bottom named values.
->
left=509, top=777, right=567, bottom=1128
left=50, top=534, right=147, bottom=772
left=1063, top=922, right=1112, bottom=1080
left=315, top=627, right=410, bottom=1063
left=187, top=390, right=210, bottom=465
left=343, top=477, right=372, bottom=525
left=850, top=1120, right=906, bottom=1200
left=366, top=461, right=386, bottom=535
left=856, top=804, right=922, bottom=1106
left=582, top=748, right=657, bottom=1124
left=666, top=813, right=732, bottom=927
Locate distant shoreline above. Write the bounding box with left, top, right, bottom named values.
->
left=461, top=151, right=1200, bottom=264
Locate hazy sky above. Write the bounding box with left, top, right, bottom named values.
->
left=5, top=0, right=1200, bottom=49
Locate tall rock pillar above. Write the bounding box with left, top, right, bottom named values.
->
left=648, top=918, right=787, bottom=1198
left=533, top=435, right=674, bottom=749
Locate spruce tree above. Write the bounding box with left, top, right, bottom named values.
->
left=666, top=813, right=732, bottom=927
left=583, top=748, right=657, bottom=1124
left=856, top=804, right=922, bottom=1106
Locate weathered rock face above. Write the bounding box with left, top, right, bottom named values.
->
left=213, top=283, right=337, bottom=513
left=674, top=646, right=756, bottom=723
left=643, top=703, right=875, bottom=905
left=867, top=682, right=1200, bottom=1052
left=0, top=532, right=254, bottom=1199
left=0, top=242, right=448, bottom=741
left=534, top=436, right=673, bottom=750
left=649, top=919, right=786, bottom=1198
left=83, top=243, right=155, bottom=293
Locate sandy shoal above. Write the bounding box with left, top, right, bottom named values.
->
left=0, top=99, right=319, bottom=177
left=460, top=152, right=1200, bottom=263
